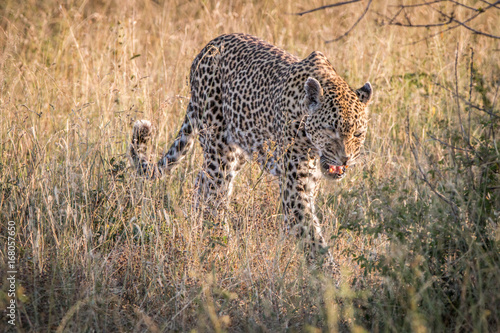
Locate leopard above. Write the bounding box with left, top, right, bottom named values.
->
left=129, top=33, right=372, bottom=267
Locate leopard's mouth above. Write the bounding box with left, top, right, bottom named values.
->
left=320, top=157, right=347, bottom=180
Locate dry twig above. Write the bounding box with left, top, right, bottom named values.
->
left=304, top=0, right=500, bottom=44
left=385, top=0, right=500, bottom=41
left=294, top=0, right=361, bottom=16
left=326, top=0, right=373, bottom=43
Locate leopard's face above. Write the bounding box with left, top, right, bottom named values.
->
left=303, top=77, right=372, bottom=180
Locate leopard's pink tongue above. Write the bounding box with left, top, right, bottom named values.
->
left=328, top=165, right=343, bottom=175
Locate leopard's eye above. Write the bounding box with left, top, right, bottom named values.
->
left=353, top=131, right=363, bottom=138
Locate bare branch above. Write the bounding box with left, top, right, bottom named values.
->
left=448, top=0, right=483, bottom=12
left=428, top=135, right=473, bottom=152
left=391, top=0, right=482, bottom=11
left=402, top=24, right=460, bottom=46
left=480, top=0, right=500, bottom=9
left=389, top=0, right=445, bottom=8
left=297, top=0, right=500, bottom=43
left=432, top=3, right=500, bottom=39
left=294, top=0, right=361, bottom=16
left=325, top=0, right=373, bottom=43
left=391, top=19, right=453, bottom=28
left=432, top=80, right=500, bottom=119
left=385, top=0, right=500, bottom=40
left=387, top=7, right=403, bottom=25
left=402, top=7, right=412, bottom=25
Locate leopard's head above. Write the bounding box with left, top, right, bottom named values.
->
left=303, top=72, right=372, bottom=181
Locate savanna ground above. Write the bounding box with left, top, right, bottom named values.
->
left=0, top=0, right=499, bottom=332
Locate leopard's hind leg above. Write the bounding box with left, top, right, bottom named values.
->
left=195, top=137, right=247, bottom=219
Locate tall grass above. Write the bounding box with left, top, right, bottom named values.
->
left=1, top=0, right=499, bottom=331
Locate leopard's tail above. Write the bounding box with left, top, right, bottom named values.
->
left=129, top=112, right=197, bottom=178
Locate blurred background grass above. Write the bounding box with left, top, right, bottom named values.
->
left=0, top=0, right=499, bottom=331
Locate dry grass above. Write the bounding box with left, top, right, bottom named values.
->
left=1, top=0, right=499, bottom=332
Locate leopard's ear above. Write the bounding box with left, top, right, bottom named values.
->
left=305, top=77, right=323, bottom=113
left=355, top=82, right=373, bottom=104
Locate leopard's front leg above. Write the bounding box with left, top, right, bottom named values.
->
left=281, top=151, right=338, bottom=271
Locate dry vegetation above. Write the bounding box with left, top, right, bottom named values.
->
left=1, top=0, right=499, bottom=331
